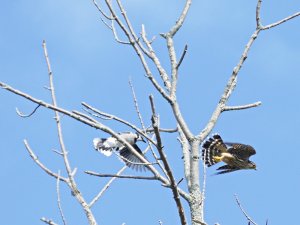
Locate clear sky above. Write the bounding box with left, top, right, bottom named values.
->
left=1, top=1, right=300, bottom=225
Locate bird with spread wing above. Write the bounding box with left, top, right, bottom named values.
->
left=202, top=134, right=256, bottom=175
left=93, top=132, right=147, bottom=171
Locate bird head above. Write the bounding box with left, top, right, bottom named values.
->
left=136, top=132, right=146, bottom=143
left=247, top=161, right=257, bottom=170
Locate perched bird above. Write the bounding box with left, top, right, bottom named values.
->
left=202, top=134, right=256, bottom=175
left=93, top=132, right=147, bottom=171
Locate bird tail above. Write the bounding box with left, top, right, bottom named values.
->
left=202, top=134, right=227, bottom=167
left=93, top=138, right=113, bottom=156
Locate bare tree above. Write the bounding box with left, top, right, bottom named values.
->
left=0, top=1, right=299, bottom=225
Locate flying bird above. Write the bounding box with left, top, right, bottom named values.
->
left=93, top=132, right=147, bottom=171
left=202, top=134, right=256, bottom=175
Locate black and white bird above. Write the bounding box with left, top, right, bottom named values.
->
left=93, top=132, right=147, bottom=171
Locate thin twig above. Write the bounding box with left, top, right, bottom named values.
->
left=41, top=217, right=59, bottom=225
left=85, top=171, right=158, bottom=180
left=82, top=102, right=157, bottom=146
left=16, top=104, right=41, bottom=118
left=128, top=78, right=146, bottom=130
left=234, top=194, right=258, bottom=225
left=57, top=171, right=67, bottom=225
left=129, top=78, right=168, bottom=176
left=89, top=142, right=158, bottom=207
left=262, top=11, right=300, bottom=30
left=115, top=0, right=139, bottom=43
left=140, top=24, right=172, bottom=92
left=92, top=0, right=113, bottom=20
left=72, top=110, right=99, bottom=123
left=111, top=19, right=131, bottom=44
left=89, top=166, right=127, bottom=207
left=167, top=0, right=192, bottom=37
left=146, top=127, right=178, bottom=133
left=176, top=44, right=188, bottom=70
left=24, top=140, right=68, bottom=182
left=82, top=108, right=114, bottom=120
left=222, top=101, right=262, bottom=112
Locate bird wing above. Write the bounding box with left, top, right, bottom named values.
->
left=214, top=165, right=240, bottom=175
left=93, top=138, right=114, bottom=156
left=225, top=143, right=256, bottom=160
left=119, top=144, right=147, bottom=171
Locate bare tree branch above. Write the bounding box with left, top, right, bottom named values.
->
left=234, top=194, right=258, bottom=225
left=89, top=166, right=127, bottom=207
left=56, top=171, right=67, bottom=225
left=150, top=95, right=187, bottom=225
left=129, top=79, right=169, bottom=176
left=24, top=140, right=68, bottom=182
left=128, top=78, right=146, bottom=130
left=101, top=0, right=173, bottom=93
left=177, top=127, right=191, bottom=189
left=176, top=44, right=188, bottom=70
left=1, top=78, right=191, bottom=200
left=256, top=0, right=262, bottom=29
left=0, top=81, right=101, bottom=128
left=167, top=0, right=192, bottom=37
left=140, top=24, right=172, bottom=92
left=111, top=19, right=131, bottom=44
left=16, top=104, right=41, bottom=118
left=198, top=28, right=261, bottom=141
left=92, top=0, right=113, bottom=20
left=262, top=11, right=300, bottom=30
left=43, top=40, right=74, bottom=178
left=146, top=127, right=178, bottom=133
left=197, top=1, right=300, bottom=144
left=115, top=0, right=139, bottom=41
left=222, top=101, right=262, bottom=112
left=200, top=148, right=207, bottom=219
left=43, top=40, right=97, bottom=225
left=81, top=102, right=157, bottom=146
left=72, top=110, right=99, bottom=123
left=85, top=171, right=158, bottom=180
left=170, top=99, right=194, bottom=140
left=41, top=217, right=59, bottom=225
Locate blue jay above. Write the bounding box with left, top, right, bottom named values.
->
left=93, top=132, right=147, bottom=171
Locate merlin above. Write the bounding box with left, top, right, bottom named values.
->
left=202, top=134, right=256, bottom=175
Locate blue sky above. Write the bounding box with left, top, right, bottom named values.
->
left=1, top=1, right=300, bottom=225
